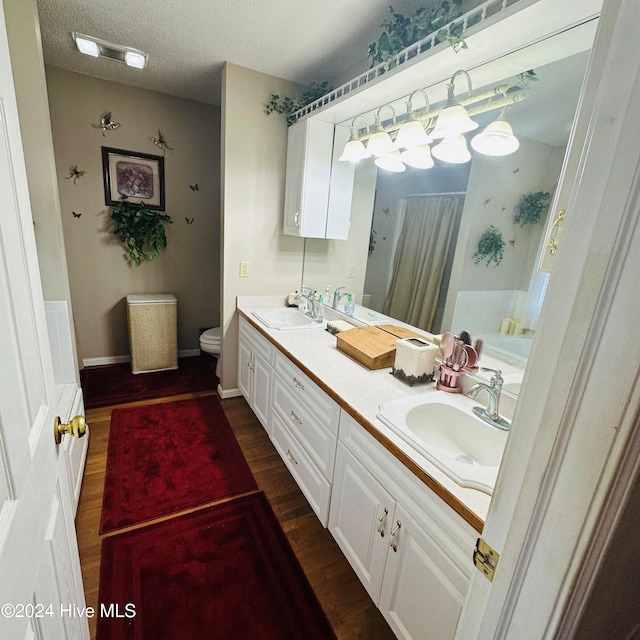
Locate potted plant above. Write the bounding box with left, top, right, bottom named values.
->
left=473, top=225, right=505, bottom=267
left=265, top=81, right=331, bottom=126
left=111, top=198, right=173, bottom=264
left=368, top=1, right=467, bottom=69
left=514, top=191, right=551, bottom=228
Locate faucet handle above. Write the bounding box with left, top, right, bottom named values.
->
left=480, top=367, right=503, bottom=385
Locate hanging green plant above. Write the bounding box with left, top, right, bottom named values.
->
left=514, top=191, right=551, bottom=228
left=111, top=198, right=173, bottom=265
left=368, top=1, right=468, bottom=70
left=473, top=225, right=505, bottom=267
left=265, top=81, right=331, bottom=126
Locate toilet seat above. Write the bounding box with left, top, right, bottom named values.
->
left=199, top=327, right=221, bottom=377
left=200, top=327, right=221, bottom=345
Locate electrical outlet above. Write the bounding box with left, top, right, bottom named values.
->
left=240, top=261, right=250, bottom=278
left=347, top=264, right=356, bottom=278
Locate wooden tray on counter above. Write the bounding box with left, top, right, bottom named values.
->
left=335, top=325, right=400, bottom=369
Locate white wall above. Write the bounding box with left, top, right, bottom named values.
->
left=442, top=136, right=565, bottom=330
left=219, top=62, right=305, bottom=394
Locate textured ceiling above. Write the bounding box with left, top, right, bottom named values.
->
left=35, top=0, right=432, bottom=106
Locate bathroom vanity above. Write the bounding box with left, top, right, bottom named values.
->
left=237, top=297, right=495, bottom=640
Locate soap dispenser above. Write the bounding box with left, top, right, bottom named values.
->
left=344, top=294, right=355, bottom=316
left=315, top=294, right=324, bottom=323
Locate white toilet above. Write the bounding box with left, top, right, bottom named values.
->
left=199, top=327, right=221, bottom=377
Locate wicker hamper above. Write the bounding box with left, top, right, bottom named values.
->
left=126, top=294, right=178, bottom=374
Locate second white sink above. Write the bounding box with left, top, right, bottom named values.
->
left=377, top=393, right=508, bottom=494
left=252, top=307, right=325, bottom=330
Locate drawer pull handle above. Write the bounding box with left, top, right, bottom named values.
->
left=290, top=411, right=302, bottom=424
left=378, top=507, right=389, bottom=537
left=390, top=520, right=402, bottom=552
left=286, top=449, right=298, bottom=465
left=292, top=377, right=305, bottom=390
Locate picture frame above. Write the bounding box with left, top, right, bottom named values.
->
left=102, top=147, right=165, bottom=210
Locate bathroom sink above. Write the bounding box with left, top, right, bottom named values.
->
left=377, top=393, right=508, bottom=494
left=251, top=307, right=325, bottom=330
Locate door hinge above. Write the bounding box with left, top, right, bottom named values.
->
left=473, top=537, right=499, bottom=582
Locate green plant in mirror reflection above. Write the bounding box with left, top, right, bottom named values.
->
left=473, top=225, right=505, bottom=267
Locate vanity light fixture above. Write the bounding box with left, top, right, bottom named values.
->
left=337, top=70, right=526, bottom=171
left=430, top=70, right=479, bottom=139
left=338, top=116, right=370, bottom=163
left=432, top=135, right=472, bottom=164
left=393, top=90, right=432, bottom=150
left=72, top=32, right=148, bottom=70
left=471, top=107, right=520, bottom=156
left=366, top=105, right=397, bottom=157
left=400, top=144, right=435, bottom=169
left=374, top=150, right=406, bottom=172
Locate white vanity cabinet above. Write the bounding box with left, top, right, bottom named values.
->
left=330, top=412, right=475, bottom=640
left=270, top=351, right=340, bottom=525
left=237, top=317, right=273, bottom=432
left=283, top=118, right=354, bottom=239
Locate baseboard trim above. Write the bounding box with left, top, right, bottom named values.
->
left=83, top=349, right=203, bottom=368
left=217, top=384, right=242, bottom=399
left=83, top=355, right=130, bottom=367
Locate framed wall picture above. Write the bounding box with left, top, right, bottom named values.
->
left=102, top=147, right=165, bottom=210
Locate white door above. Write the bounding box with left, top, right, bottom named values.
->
left=0, top=11, right=88, bottom=639
left=457, top=0, right=640, bottom=637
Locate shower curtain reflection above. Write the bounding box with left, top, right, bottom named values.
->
left=383, top=195, right=464, bottom=332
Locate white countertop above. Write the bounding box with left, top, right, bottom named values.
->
left=237, top=295, right=493, bottom=529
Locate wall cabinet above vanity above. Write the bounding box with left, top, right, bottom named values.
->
left=283, top=118, right=354, bottom=239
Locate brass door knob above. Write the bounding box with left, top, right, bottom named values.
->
left=54, top=415, right=87, bottom=445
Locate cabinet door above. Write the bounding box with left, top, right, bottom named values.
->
left=251, top=348, right=272, bottom=432
left=283, top=119, right=334, bottom=238
left=329, top=443, right=395, bottom=602
left=379, top=503, right=469, bottom=640
left=237, top=333, right=252, bottom=401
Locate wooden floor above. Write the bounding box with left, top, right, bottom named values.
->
left=77, top=390, right=395, bottom=640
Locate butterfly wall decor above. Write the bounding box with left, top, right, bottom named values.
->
left=185, top=217, right=194, bottom=225
left=72, top=211, right=82, bottom=219
left=189, top=184, right=199, bottom=191
left=149, top=131, right=174, bottom=154
left=92, top=112, right=122, bottom=137
left=65, top=165, right=86, bottom=184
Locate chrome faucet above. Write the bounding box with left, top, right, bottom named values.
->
left=332, top=286, right=350, bottom=309
left=467, top=368, right=511, bottom=431
left=295, top=290, right=318, bottom=319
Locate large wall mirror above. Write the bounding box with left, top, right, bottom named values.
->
left=301, top=4, right=600, bottom=396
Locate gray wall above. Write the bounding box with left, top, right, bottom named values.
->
left=46, top=67, right=220, bottom=363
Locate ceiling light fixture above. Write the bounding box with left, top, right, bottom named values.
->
left=72, top=32, right=148, bottom=70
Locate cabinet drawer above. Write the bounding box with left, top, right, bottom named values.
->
left=272, top=375, right=337, bottom=480
left=271, top=409, right=332, bottom=526
left=239, top=316, right=273, bottom=365
left=274, top=351, right=340, bottom=436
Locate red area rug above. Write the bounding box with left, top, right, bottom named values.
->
left=97, top=492, right=336, bottom=640
left=81, top=356, right=218, bottom=409
left=100, top=396, right=257, bottom=533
